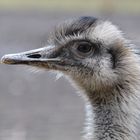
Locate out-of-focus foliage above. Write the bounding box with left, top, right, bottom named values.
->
left=0, top=0, right=140, bottom=13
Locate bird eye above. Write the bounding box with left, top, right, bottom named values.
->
left=77, top=44, right=92, bottom=53
left=70, top=41, right=94, bottom=59
left=72, top=41, right=94, bottom=58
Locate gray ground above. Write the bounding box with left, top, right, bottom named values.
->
left=0, top=10, right=140, bottom=140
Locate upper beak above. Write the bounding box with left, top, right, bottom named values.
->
left=1, top=47, right=61, bottom=65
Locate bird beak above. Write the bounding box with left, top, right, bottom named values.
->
left=1, top=46, right=61, bottom=67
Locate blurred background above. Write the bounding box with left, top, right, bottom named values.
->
left=0, top=0, right=140, bottom=140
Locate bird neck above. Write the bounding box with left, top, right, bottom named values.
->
left=83, top=84, right=139, bottom=140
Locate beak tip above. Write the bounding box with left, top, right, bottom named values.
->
left=1, top=55, right=9, bottom=64
left=1, top=54, right=15, bottom=64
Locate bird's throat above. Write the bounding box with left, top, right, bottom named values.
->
left=83, top=91, right=138, bottom=140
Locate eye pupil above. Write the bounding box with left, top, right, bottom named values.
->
left=77, top=45, right=91, bottom=53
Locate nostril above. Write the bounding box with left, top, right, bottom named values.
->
left=27, top=54, right=41, bottom=58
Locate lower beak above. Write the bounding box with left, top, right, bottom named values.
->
left=1, top=47, right=61, bottom=65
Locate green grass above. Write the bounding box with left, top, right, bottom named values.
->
left=0, top=0, right=140, bottom=13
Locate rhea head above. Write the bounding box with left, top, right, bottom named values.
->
left=1, top=17, right=136, bottom=98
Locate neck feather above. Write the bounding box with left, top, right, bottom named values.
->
left=83, top=83, right=140, bottom=140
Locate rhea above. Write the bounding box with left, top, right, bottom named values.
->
left=1, top=17, right=140, bottom=140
